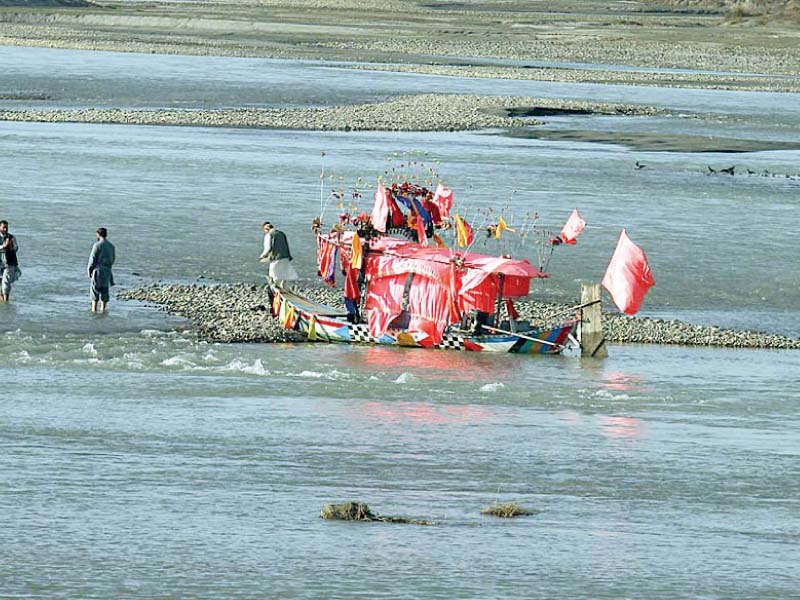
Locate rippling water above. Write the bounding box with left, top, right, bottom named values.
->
left=1, top=47, right=799, bottom=598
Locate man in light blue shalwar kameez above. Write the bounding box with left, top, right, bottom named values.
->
left=87, top=227, right=116, bottom=313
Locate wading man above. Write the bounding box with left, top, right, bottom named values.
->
left=258, top=221, right=297, bottom=288
left=0, top=220, right=21, bottom=303
left=87, top=227, right=116, bottom=313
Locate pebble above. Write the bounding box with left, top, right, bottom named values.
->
left=119, top=282, right=800, bottom=349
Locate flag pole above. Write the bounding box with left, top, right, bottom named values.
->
left=579, top=283, right=608, bottom=358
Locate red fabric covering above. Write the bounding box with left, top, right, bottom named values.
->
left=601, top=229, right=655, bottom=315
left=344, top=264, right=361, bottom=301
left=365, top=273, right=407, bottom=338
left=363, top=237, right=546, bottom=336
left=431, top=183, right=454, bottom=220
left=366, top=250, right=451, bottom=284
left=560, top=208, right=586, bottom=244
left=457, top=271, right=498, bottom=313
left=316, top=236, right=337, bottom=287
left=463, top=339, right=483, bottom=352
left=368, top=238, right=544, bottom=280
left=387, top=195, right=406, bottom=228
left=407, top=275, right=453, bottom=345
left=505, top=299, right=519, bottom=320
left=458, top=256, right=533, bottom=300
left=371, top=181, right=389, bottom=233
left=414, top=211, right=428, bottom=246
left=500, top=275, right=531, bottom=298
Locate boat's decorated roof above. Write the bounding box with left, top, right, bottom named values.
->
left=368, top=236, right=547, bottom=279
left=326, top=233, right=547, bottom=280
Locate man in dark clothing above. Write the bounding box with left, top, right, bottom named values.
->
left=0, top=220, right=21, bottom=302
left=87, top=227, right=116, bottom=313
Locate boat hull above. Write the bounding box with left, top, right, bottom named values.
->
left=274, top=289, right=577, bottom=355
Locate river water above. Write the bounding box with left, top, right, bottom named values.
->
left=1, top=47, right=798, bottom=598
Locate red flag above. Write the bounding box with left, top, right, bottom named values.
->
left=413, top=209, right=428, bottom=246
left=371, top=181, right=389, bottom=233
left=560, top=208, right=586, bottom=245
left=431, top=183, right=454, bottom=220
left=601, top=229, right=655, bottom=315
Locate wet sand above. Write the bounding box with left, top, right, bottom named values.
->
left=500, top=128, right=800, bottom=153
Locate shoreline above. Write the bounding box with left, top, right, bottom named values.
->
left=0, top=94, right=665, bottom=132
left=2, top=34, right=799, bottom=94
left=119, top=283, right=800, bottom=350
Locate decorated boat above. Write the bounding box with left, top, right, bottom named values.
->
left=270, top=167, right=584, bottom=354
left=272, top=236, right=579, bottom=353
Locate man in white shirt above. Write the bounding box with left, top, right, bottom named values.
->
left=258, top=221, right=298, bottom=288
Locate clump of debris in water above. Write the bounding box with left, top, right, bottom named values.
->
left=321, top=501, right=434, bottom=525
left=481, top=502, right=536, bottom=518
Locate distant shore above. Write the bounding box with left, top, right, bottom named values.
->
left=120, top=283, right=800, bottom=350
left=1, top=0, right=799, bottom=93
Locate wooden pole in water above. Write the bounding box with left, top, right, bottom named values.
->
left=580, top=283, right=608, bottom=358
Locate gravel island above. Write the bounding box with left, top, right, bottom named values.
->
left=120, top=283, right=800, bottom=350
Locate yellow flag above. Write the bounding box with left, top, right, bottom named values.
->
left=351, top=234, right=363, bottom=269
left=272, top=291, right=282, bottom=316
left=278, top=295, right=287, bottom=324
left=285, top=304, right=296, bottom=329
left=494, top=216, right=516, bottom=239
left=308, top=314, right=318, bottom=341
left=455, top=214, right=470, bottom=248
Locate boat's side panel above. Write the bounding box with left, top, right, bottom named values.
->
left=278, top=291, right=577, bottom=354
left=508, top=323, right=577, bottom=355
left=464, top=322, right=577, bottom=354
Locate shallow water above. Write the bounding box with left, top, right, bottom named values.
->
left=1, top=47, right=799, bottom=598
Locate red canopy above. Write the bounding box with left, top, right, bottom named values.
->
left=362, top=237, right=546, bottom=342
left=367, top=237, right=546, bottom=281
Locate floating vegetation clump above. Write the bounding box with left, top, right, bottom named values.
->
left=321, top=502, right=375, bottom=521
left=481, top=502, right=536, bottom=518
left=321, top=501, right=433, bottom=526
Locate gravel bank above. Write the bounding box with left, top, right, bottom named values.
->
left=119, top=283, right=800, bottom=350
left=345, top=64, right=800, bottom=94
left=0, top=94, right=664, bottom=131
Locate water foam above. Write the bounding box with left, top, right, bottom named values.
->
left=394, top=372, right=415, bottom=384
left=224, top=358, right=270, bottom=376
left=160, top=355, right=197, bottom=369
left=480, top=382, right=505, bottom=393
left=593, top=389, right=632, bottom=401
